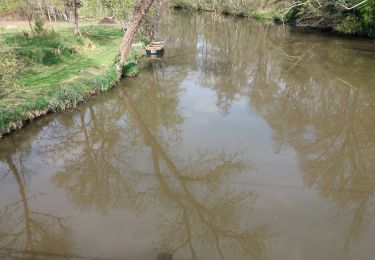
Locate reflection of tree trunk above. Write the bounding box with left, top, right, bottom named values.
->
left=124, top=90, right=214, bottom=256
left=254, top=26, right=268, bottom=86
left=80, top=111, right=95, bottom=159
left=5, top=156, right=33, bottom=251
left=122, top=90, right=251, bottom=259
left=122, top=90, right=215, bottom=214
left=89, top=107, right=101, bottom=134
left=151, top=147, right=198, bottom=259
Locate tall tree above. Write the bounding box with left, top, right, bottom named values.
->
left=116, top=0, right=156, bottom=76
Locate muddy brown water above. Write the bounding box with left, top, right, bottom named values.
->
left=1, top=11, right=375, bottom=260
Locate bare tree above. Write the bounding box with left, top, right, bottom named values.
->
left=20, top=0, right=35, bottom=31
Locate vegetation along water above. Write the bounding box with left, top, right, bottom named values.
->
left=0, top=0, right=374, bottom=259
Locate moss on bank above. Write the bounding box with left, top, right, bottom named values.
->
left=0, top=23, right=146, bottom=138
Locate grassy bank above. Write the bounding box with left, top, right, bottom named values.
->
left=0, top=22, right=146, bottom=138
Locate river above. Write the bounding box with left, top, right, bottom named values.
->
left=0, top=11, right=375, bottom=260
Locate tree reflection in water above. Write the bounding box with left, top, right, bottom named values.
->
left=251, top=77, right=375, bottom=248
left=122, top=90, right=271, bottom=259
left=1, top=11, right=372, bottom=258
left=187, top=11, right=375, bottom=249
left=0, top=140, right=73, bottom=258
left=47, top=61, right=272, bottom=259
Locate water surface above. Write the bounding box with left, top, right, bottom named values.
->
left=1, top=11, right=375, bottom=260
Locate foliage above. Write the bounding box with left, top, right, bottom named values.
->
left=0, top=0, right=22, bottom=12
left=0, top=45, right=20, bottom=97
left=335, top=15, right=363, bottom=35
left=276, top=0, right=375, bottom=37
left=4, top=30, right=83, bottom=66
left=121, top=42, right=145, bottom=76
left=34, top=16, right=45, bottom=35
left=169, top=0, right=374, bottom=37
left=0, top=23, right=145, bottom=137
left=356, top=0, right=375, bottom=37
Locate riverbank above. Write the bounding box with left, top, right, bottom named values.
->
left=171, top=0, right=274, bottom=21
left=0, top=22, right=145, bottom=138
left=170, top=0, right=375, bottom=38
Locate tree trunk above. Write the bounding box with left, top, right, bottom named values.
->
left=73, top=0, right=81, bottom=35
left=62, top=0, right=69, bottom=21
left=23, top=0, right=34, bottom=31
left=47, top=6, right=52, bottom=24
left=116, top=0, right=156, bottom=76
left=25, top=13, right=33, bottom=31
left=38, top=0, right=45, bottom=17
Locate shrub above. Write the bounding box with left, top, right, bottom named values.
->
left=359, top=0, right=375, bottom=37
left=41, top=49, right=62, bottom=65
left=4, top=31, right=79, bottom=66
left=335, top=15, right=362, bottom=35
left=34, top=16, right=45, bottom=35
left=122, top=62, right=140, bottom=77
left=278, top=0, right=375, bottom=37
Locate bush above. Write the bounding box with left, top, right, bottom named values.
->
left=278, top=0, right=375, bottom=37
left=41, top=49, right=62, bottom=65
left=335, top=15, right=362, bottom=35
left=5, top=31, right=79, bottom=66
left=34, top=16, right=45, bottom=35
left=122, top=62, right=140, bottom=76
left=121, top=42, right=145, bottom=76
left=359, top=0, right=375, bottom=37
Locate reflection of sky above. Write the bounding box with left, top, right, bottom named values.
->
left=178, top=75, right=302, bottom=188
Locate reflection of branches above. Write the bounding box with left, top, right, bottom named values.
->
left=0, top=154, right=72, bottom=257
left=251, top=65, right=375, bottom=248
left=160, top=12, right=375, bottom=252
left=122, top=90, right=271, bottom=259
left=48, top=62, right=185, bottom=216
left=52, top=107, right=144, bottom=214
left=194, top=15, right=283, bottom=115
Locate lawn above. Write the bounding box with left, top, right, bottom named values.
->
left=0, top=22, right=145, bottom=136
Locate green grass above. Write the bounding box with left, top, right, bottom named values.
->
left=251, top=12, right=274, bottom=22
left=0, top=22, right=146, bottom=137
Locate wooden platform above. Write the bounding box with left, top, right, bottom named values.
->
left=146, top=41, right=165, bottom=56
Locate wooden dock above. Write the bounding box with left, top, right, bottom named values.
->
left=146, top=41, right=165, bottom=58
